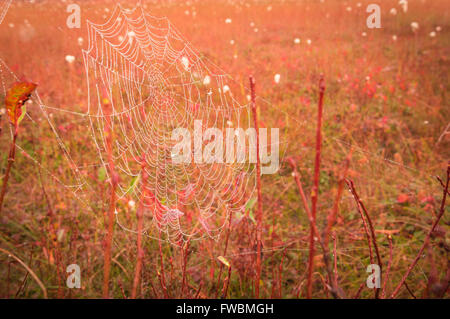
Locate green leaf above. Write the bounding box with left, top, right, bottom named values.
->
left=217, top=256, right=230, bottom=268
left=125, top=174, right=140, bottom=195
left=57, top=229, right=65, bottom=242
left=98, top=167, right=107, bottom=182
left=248, top=209, right=256, bottom=224
left=245, top=197, right=257, bottom=211
left=17, top=104, right=26, bottom=125
left=245, top=197, right=257, bottom=224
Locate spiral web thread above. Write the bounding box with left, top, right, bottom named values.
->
left=0, top=0, right=11, bottom=26
left=82, top=4, right=256, bottom=244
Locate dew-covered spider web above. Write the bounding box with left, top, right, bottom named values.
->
left=82, top=4, right=257, bottom=244
left=0, top=0, right=11, bottom=26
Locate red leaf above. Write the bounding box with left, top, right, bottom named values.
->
left=397, top=193, right=409, bottom=204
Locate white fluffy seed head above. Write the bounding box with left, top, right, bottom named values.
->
left=181, top=56, right=189, bottom=71
left=274, top=74, right=281, bottom=84
left=65, top=55, right=75, bottom=64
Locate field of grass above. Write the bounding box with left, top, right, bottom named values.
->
left=0, top=0, right=449, bottom=299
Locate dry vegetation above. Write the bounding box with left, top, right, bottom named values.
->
left=0, top=0, right=449, bottom=299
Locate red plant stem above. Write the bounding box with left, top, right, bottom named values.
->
left=102, top=103, right=118, bottom=299
left=221, top=266, right=232, bottom=299
left=403, top=282, right=417, bottom=299
left=181, top=239, right=190, bottom=297
left=323, top=151, right=352, bottom=248
left=346, top=179, right=384, bottom=270
left=381, top=235, right=393, bottom=298
left=278, top=248, right=287, bottom=298
left=441, top=262, right=450, bottom=298
left=158, top=230, right=169, bottom=298
left=15, top=251, right=33, bottom=298
left=149, top=280, right=159, bottom=298
left=169, top=254, right=175, bottom=284
left=287, top=159, right=311, bottom=219
left=0, top=130, right=17, bottom=215
left=426, top=243, right=438, bottom=297
left=287, top=158, right=342, bottom=298
left=250, top=75, right=263, bottom=298
left=118, top=279, right=127, bottom=299
left=102, top=181, right=116, bottom=298
left=131, top=160, right=148, bottom=299
left=391, top=163, right=449, bottom=298
left=270, top=211, right=276, bottom=299
left=346, top=180, right=374, bottom=264
left=194, top=282, right=203, bottom=299
left=346, top=179, right=382, bottom=298
left=39, top=170, right=64, bottom=298
left=437, top=176, right=450, bottom=196
left=332, top=232, right=338, bottom=289
left=354, top=281, right=365, bottom=299
left=352, top=183, right=382, bottom=270
left=215, top=210, right=233, bottom=298
left=0, top=247, right=48, bottom=298
left=307, top=75, right=325, bottom=299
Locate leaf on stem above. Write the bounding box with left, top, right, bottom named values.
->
left=5, top=81, right=37, bottom=126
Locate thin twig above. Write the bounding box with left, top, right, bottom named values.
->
left=102, top=99, right=118, bottom=298
left=181, top=239, right=190, bottom=297
left=221, top=266, right=232, bottom=299
left=278, top=248, right=287, bottom=298
left=353, top=281, right=365, bottom=299
left=404, top=282, right=417, bottom=299
left=332, top=232, right=338, bottom=289
left=287, top=157, right=343, bottom=299
left=15, top=250, right=33, bottom=298
left=215, top=210, right=234, bottom=298
left=381, top=235, right=393, bottom=298
left=436, top=176, right=450, bottom=196
left=194, top=282, right=203, bottom=299
left=307, top=75, right=325, bottom=298
left=0, top=248, right=48, bottom=298
left=323, top=151, right=352, bottom=248
left=346, top=179, right=382, bottom=298
left=131, top=158, right=148, bottom=299
left=158, top=230, right=169, bottom=298
left=390, top=162, right=449, bottom=298
left=39, top=169, right=63, bottom=298
left=250, top=75, right=263, bottom=298
left=0, top=132, right=17, bottom=214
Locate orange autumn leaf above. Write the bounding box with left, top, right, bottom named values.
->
left=5, top=81, right=37, bottom=126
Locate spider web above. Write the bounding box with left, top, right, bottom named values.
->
left=0, top=0, right=11, bottom=26
left=82, top=4, right=257, bottom=244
